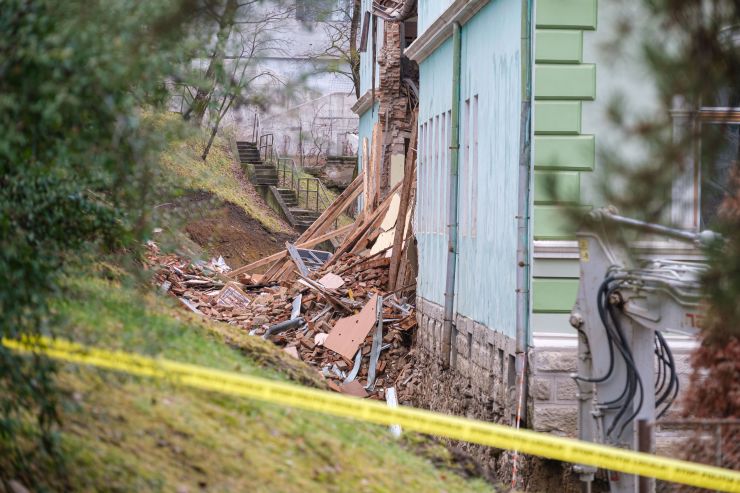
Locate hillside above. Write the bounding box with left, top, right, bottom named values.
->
left=2, top=272, right=492, bottom=492
left=0, top=124, right=494, bottom=492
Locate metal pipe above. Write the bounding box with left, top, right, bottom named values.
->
left=515, top=0, right=534, bottom=356
left=593, top=209, right=718, bottom=244
left=513, top=0, right=534, bottom=435
left=442, top=22, right=463, bottom=369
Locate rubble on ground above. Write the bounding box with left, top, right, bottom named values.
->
left=146, top=117, right=421, bottom=403
left=145, top=243, right=419, bottom=402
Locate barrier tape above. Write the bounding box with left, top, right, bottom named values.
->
left=4, top=336, right=739, bottom=492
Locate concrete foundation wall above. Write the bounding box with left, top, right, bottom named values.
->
left=412, top=296, right=518, bottom=480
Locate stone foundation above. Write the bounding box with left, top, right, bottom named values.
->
left=410, top=296, right=518, bottom=481
left=531, top=335, right=696, bottom=451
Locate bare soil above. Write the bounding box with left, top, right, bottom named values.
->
left=182, top=192, right=296, bottom=270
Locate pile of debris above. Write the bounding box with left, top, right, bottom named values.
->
left=147, top=243, right=419, bottom=402
left=147, top=115, right=422, bottom=403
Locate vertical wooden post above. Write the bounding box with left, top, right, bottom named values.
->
left=371, top=122, right=383, bottom=210
left=362, top=137, right=370, bottom=215
left=389, top=109, right=418, bottom=290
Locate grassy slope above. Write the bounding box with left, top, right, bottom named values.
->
left=154, top=114, right=291, bottom=235
left=30, top=274, right=491, bottom=492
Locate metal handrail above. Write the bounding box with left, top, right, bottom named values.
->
left=255, top=129, right=344, bottom=228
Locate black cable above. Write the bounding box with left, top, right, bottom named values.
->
left=609, top=303, right=645, bottom=439
left=573, top=277, right=617, bottom=383
left=655, top=331, right=679, bottom=418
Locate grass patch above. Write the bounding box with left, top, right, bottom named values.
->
left=151, top=113, right=290, bottom=234
left=3, top=273, right=492, bottom=492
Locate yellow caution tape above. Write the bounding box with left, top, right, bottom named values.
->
left=4, top=336, right=740, bottom=492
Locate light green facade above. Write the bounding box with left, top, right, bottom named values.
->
left=532, top=0, right=598, bottom=330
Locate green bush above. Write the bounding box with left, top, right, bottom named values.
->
left=0, top=0, right=204, bottom=482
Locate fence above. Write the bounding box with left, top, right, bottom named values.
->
left=656, top=418, right=739, bottom=493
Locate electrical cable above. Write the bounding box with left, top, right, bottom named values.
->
left=574, top=277, right=617, bottom=383
left=608, top=302, right=644, bottom=439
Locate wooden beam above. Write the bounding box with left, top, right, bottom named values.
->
left=389, top=109, right=418, bottom=289
left=371, top=123, right=383, bottom=210
left=323, top=181, right=402, bottom=269
left=362, top=137, right=370, bottom=215
left=228, top=223, right=353, bottom=277
left=262, top=173, right=363, bottom=281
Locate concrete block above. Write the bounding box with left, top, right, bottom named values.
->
left=534, top=350, right=578, bottom=372
left=456, top=355, right=471, bottom=378
left=471, top=339, right=489, bottom=370
left=532, top=377, right=553, bottom=401
left=473, top=322, right=488, bottom=343
left=456, top=330, right=470, bottom=357
left=469, top=363, right=490, bottom=388
left=533, top=405, right=578, bottom=436
left=555, top=378, right=579, bottom=402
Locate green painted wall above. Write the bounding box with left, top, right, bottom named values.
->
left=532, top=0, right=598, bottom=328
left=535, top=30, right=583, bottom=63
left=533, top=171, right=580, bottom=203
left=535, top=64, right=596, bottom=100
left=533, top=278, right=579, bottom=312
left=534, top=135, right=595, bottom=171
left=535, top=0, right=597, bottom=30
left=534, top=101, right=581, bottom=134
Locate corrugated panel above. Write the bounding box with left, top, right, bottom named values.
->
left=416, top=37, right=452, bottom=308
left=416, top=0, right=522, bottom=339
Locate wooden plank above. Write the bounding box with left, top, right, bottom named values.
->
left=362, top=138, right=370, bottom=214
left=263, top=174, right=363, bottom=281
left=286, top=242, right=309, bottom=277
left=388, top=109, right=418, bottom=289
left=297, top=171, right=364, bottom=242
left=371, top=123, right=383, bottom=210
left=324, top=181, right=402, bottom=268
left=295, top=273, right=352, bottom=313
left=229, top=223, right=354, bottom=277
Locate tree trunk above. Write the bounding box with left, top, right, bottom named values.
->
left=349, top=0, right=361, bottom=98
left=186, top=0, right=238, bottom=126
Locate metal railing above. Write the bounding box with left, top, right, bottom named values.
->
left=275, top=156, right=334, bottom=214
left=255, top=128, right=346, bottom=229
left=258, top=133, right=274, bottom=163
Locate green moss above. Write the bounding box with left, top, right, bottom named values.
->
left=6, top=274, right=493, bottom=492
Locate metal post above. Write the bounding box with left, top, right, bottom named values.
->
left=637, top=419, right=653, bottom=493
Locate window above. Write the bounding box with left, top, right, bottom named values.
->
left=699, top=109, right=739, bottom=228
left=461, top=99, right=470, bottom=236
left=671, top=104, right=740, bottom=230
left=435, top=114, right=441, bottom=234
left=440, top=111, right=447, bottom=235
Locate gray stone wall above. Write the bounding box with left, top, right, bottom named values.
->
left=409, top=296, right=518, bottom=481
left=531, top=339, right=696, bottom=449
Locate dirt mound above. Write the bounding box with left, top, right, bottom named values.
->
left=183, top=195, right=296, bottom=270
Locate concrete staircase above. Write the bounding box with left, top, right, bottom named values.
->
left=275, top=188, right=322, bottom=230
left=236, top=141, right=278, bottom=186
left=236, top=140, right=323, bottom=231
